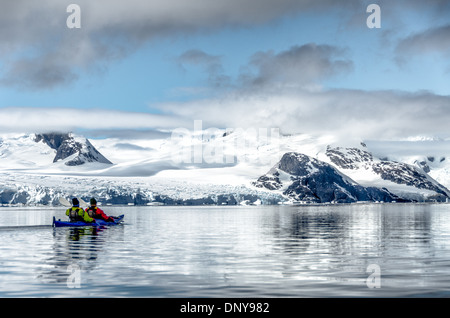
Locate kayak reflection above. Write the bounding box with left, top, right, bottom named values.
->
left=39, top=225, right=124, bottom=287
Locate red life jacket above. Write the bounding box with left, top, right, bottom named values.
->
left=86, top=206, right=112, bottom=221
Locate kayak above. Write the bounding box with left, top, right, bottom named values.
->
left=52, top=215, right=125, bottom=227
left=53, top=215, right=124, bottom=227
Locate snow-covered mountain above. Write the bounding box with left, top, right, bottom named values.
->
left=35, top=133, right=113, bottom=166
left=321, top=145, right=450, bottom=201
left=1, top=130, right=450, bottom=206
left=252, top=152, right=400, bottom=204
left=0, top=133, right=112, bottom=171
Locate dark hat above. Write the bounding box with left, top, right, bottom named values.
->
left=90, top=198, right=97, bottom=205
left=72, top=198, right=79, bottom=206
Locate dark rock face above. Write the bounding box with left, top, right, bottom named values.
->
left=34, top=133, right=112, bottom=166
left=415, top=160, right=431, bottom=173
left=34, top=133, right=69, bottom=151
left=0, top=188, right=16, bottom=204
left=253, top=152, right=399, bottom=203
left=53, top=137, right=82, bottom=163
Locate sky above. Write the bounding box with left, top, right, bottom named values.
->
left=0, top=0, right=449, bottom=142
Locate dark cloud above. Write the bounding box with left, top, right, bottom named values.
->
left=177, top=50, right=231, bottom=88
left=241, top=44, right=353, bottom=89
left=0, top=53, right=78, bottom=90
left=178, top=50, right=222, bottom=66
left=396, top=24, right=450, bottom=56
left=177, top=44, right=353, bottom=91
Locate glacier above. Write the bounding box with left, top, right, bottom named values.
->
left=0, top=131, right=450, bottom=206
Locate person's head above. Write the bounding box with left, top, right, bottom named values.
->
left=90, top=198, right=97, bottom=206
left=72, top=198, right=79, bottom=207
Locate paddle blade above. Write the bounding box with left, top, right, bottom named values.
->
left=58, top=197, right=72, bottom=207
left=79, top=198, right=89, bottom=208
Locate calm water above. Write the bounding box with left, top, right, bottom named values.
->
left=1, top=203, right=450, bottom=297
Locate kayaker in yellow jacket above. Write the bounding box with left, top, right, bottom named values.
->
left=66, top=198, right=95, bottom=223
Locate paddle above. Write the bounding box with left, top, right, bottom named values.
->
left=78, top=198, right=89, bottom=208
left=58, top=197, right=72, bottom=207
left=59, top=197, right=89, bottom=208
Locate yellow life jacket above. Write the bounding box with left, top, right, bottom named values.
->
left=68, top=207, right=84, bottom=222
left=86, top=206, right=97, bottom=218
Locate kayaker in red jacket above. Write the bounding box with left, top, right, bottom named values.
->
left=85, top=198, right=114, bottom=222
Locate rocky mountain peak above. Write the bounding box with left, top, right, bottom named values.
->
left=34, top=132, right=112, bottom=166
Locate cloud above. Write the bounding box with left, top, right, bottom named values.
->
left=396, top=24, right=450, bottom=57
left=0, top=0, right=367, bottom=90
left=0, top=52, right=79, bottom=90
left=156, top=88, right=450, bottom=143
left=2, top=87, right=450, bottom=144
left=2, top=0, right=450, bottom=90
left=177, top=49, right=230, bottom=88
left=3, top=0, right=449, bottom=90
left=1, top=0, right=448, bottom=144
left=241, top=44, right=353, bottom=89
left=83, top=128, right=172, bottom=140
left=176, top=44, right=353, bottom=93
left=0, top=107, right=190, bottom=134
left=114, top=143, right=153, bottom=151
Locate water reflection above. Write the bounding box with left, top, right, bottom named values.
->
left=2, top=204, right=450, bottom=297
left=256, top=203, right=450, bottom=296
left=38, top=225, right=123, bottom=290
left=267, top=204, right=438, bottom=258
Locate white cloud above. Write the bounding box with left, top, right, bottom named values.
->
left=1, top=87, right=450, bottom=144
left=0, top=107, right=189, bottom=134
left=156, top=88, right=450, bottom=143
